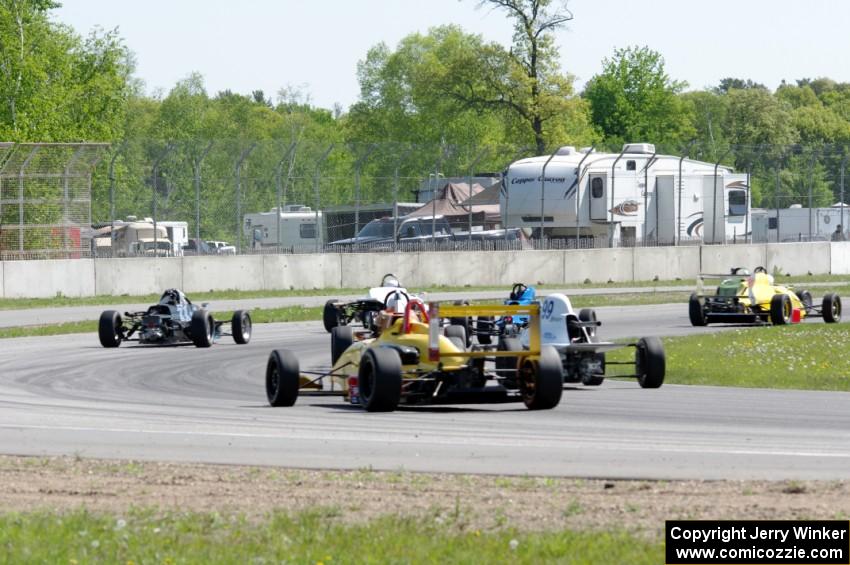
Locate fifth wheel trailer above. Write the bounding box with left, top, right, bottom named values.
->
left=502, top=143, right=750, bottom=245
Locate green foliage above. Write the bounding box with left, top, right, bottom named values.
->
left=583, top=46, right=693, bottom=147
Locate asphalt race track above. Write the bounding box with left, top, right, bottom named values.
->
left=1, top=303, right=849, bottom=480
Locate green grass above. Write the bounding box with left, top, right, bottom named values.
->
left=0, top=509, right=662, bottom=564
left=610, top=323, right=850, bottom=391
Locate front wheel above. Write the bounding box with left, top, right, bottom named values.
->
left=331, top=326, right=354, bottom=365
left=578, top=309, right=598, bottom=340
left=98, top=310, right=123, bottom=348
left=520, top=345, right=563, bottom=410
left=323, top=300, right=340, bottom=333
left=796, top=289, right=813, bottom=312
left=232, top=310, right=252, bottom=344
left=636, top=337, right=665, bottom=389
left=688, top=293, right=707, bottom=326
left=770, top=294, right=791, bottom=325
left=266, top=349, right=300, bottom=407
left=476, top=316, right=494, bottom=345
left=358, top=348, right=402, bottom=412
left=191, top=309, right=214, bottom=347
left=823, top=293, right=842, bottom=323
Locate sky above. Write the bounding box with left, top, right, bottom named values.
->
left=55, top=0, right=850, bottom=111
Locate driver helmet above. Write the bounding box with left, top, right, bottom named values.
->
left=160, top=288, right=180, bottom=305
left=381, top=274, right=401, bottom=288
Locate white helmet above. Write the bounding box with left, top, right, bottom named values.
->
left=381, top=273, right=401, bottom=288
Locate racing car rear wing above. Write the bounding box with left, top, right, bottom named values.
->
left=427, top=302, right=541, bottom=362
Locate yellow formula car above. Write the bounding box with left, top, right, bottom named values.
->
left=689, top=266, right=841, bottom=326
left=265, top=297, right=563, bottom=412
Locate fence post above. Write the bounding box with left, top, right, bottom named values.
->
left=712, top=148, right=731, bottom=245
left=840, top=154, right=848, bottom=238
left=807, top=150, right=817, bottom=240
left=465, top=146, right=489, bottom=242
left=193, top=141, right=214, bottom=248
left=676, top=141, right=695, bottom=245
left=234, top=143, right=256, bottom=254
left=503, top=145, right=533, bottom=244
left=641, top=149, right=658, bottom=246
left=392, top=144, right=414, bottom=252
left=274, top=141, right=299, bottom=252
left=313, top=144, right=334, bottom=253
left=151, top=143, right=176, bottom=259
left=108, top=142, right=126, bottom=256
left=539, top=147, right=560, bottom=249
left=352, top=144, right=377, bottom=238
left=608, top=147, right=627, bottom=248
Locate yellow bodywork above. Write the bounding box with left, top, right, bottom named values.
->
left=730, top=272, right=805, bottom=317
left=328, top=303, right=541, bottom=394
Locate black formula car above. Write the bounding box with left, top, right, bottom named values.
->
left=322, top=274, right=409, bottom=333
left=98, top=288, right=252, bottom=348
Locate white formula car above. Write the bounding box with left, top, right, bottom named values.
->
left=500, top=293, right=665, bottom=388
left=322, top=273, right=411, bottom=333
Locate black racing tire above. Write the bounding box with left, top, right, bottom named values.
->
left=449, top=300, right=471, bottom=347
left=191, top=309, right=214, bottom=347
left=770, top=294, right=791, bottom=325
left=520, top=345, right=563, bottom=410
left=476, top=316, right=494, bottom=345
left=331, top=325, right=354, bottom=365
left=582, top=353, right=605, bottom=386
left=796, top=289, right=813, bottom=312
left=266, top=349, right=299, bottom=407
left=823, top=293, right=842, bottom=324
left=496, top=337, right=523, bottom=377
left=444, top=324, right=467, bottom=350
left=323, top=300, right=340, bottom=333
left=358, top=348, right=402, bottom=412
left=636, top=337, right=665, bottom=389
left=231, top=310, right=252, bottom=344
left=98, top=310, right=123, bottom=348
left=578, top=308, right=598, bottom=340
left=688, top=293, right=707, bottom=327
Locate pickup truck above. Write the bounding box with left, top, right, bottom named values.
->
left=327, top=216, right=524, bottom=250
left=206, top=240, right=237, bottom=255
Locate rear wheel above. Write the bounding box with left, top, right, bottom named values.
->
left=450, top=300, right=471, bottom=347
left=358, top=348, right=402, bottom=412
left=520, top=345, right=563, bottom=410
left=796, top=289, right=813, bottom=312
left=496, top=337, right=522, bottom=381
left=231, top=310, right=251, bottom=344
left=688, top=293, right=707, bottom=326
left=823, top=293, right=842, bottom=323
left=98, top=310, right=123, bottom=348
left=266, top=349, right=299, bottom=407
left=636, top=337, right=665, bottom=389
left=476, top=316, right=494, bottom=345
left=191, top=309, right=214, bottom=347
left=331, top=325, right=354, bottom=365
left=323, top=300, right=340, bottom=333
left=770, top=294, right=791, bottom=325
left=578, top=308, right=598, bottom=340
left=444, top=324, right=467, bottom=350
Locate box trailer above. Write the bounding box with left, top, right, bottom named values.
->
left=243, top=205, right=324, bottom=252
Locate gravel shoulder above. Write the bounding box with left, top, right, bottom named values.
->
left=2, top=455, right=847, bottom=539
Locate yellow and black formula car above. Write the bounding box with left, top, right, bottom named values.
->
left=265, top=298, right=563, bottom=412
left=688, top=267, right=841, bottom=326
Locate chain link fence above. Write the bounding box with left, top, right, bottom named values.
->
left=2, top=141, right=849, bottom=259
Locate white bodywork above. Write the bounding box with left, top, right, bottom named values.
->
left=519, top=294, right=575, bottom=348
left=503, top=144, right=750, bottom=244
left=367, top=285, right=409, bottom=304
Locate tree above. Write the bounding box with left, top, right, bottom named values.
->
left=714, top=78, right=767, bottom=94
left=0, top=0, right=132, bottom=141
left=471, top=0, right=587, bottom=153
left=583, top=46, right=693, bottom=147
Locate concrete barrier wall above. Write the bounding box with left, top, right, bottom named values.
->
left=700, top=244, right=767, bottom=275
left=4, top=259, right=96, bottom=298
left=766, top=242, right=830, bottom=276
left=830, top=242, right=850, bottom=275
left=563, top=248, right=633, bottom=284
left=3, top=242, right=849, bottom=298
left=95, top=258, right=183, bottom=296
left=183, top=256, right=264, bottom=293
left=634, top=247, right=700, bottom=281
left=265, top=254, right=342, bottom=290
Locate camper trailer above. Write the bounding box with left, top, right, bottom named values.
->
left=751, top=205, right=850, bottom=242
left=112, top=221, right=172, bottom=257
left=502, top=143, right=750, bottom=245
left=243, top=205, right=325, bottom=252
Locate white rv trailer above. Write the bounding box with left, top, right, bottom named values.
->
left=243, top=205, right=325, bottom=251
left=502, top=143, right=750, bottom=245
left=751, top=205, right=850, bottom=242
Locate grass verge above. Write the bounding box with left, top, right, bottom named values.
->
left=3, top=273, right=848, bottom=311
left=0, top=508, right=661, bottom=564
left=606, top=322, right=850, bottom=391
